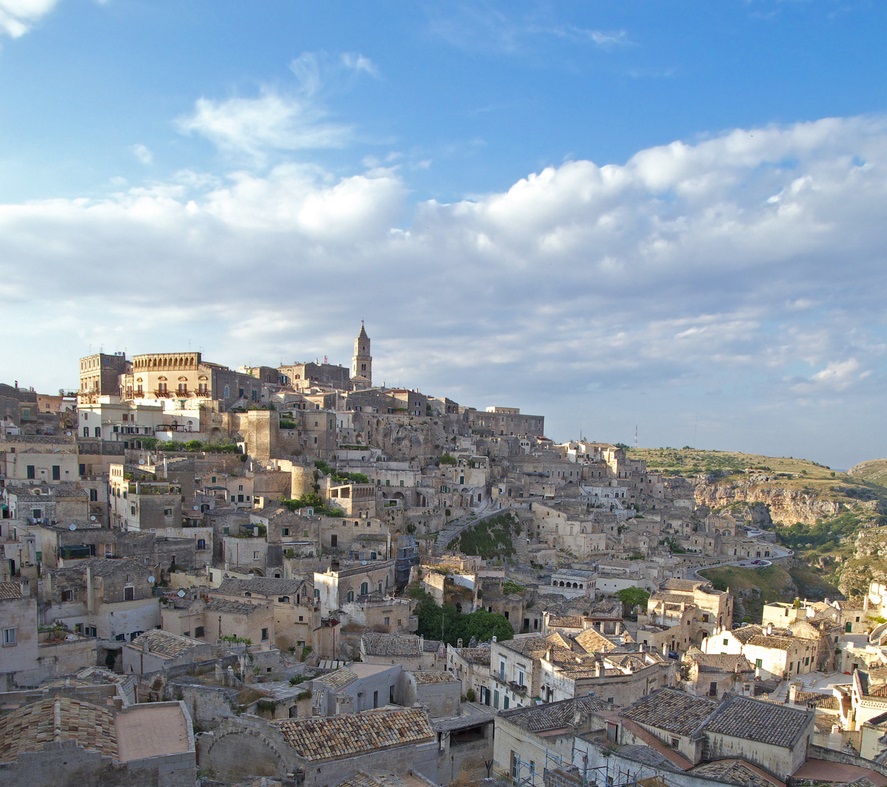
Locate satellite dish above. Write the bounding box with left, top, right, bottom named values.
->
left=68, top=524, right=77, bottom=531
left=177, top=590, right=186, bottom=597
left=361, top=560, right=367, bottom=566
left=90, top=516, right=96, bottom=522
left=148, top=575, right=155, bottom=584
left=138, top=459, right=146, bottom=465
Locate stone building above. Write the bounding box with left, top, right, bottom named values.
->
left=351, top=322, right=373, bottom=389
left=620, top=688, right=814, bottom=780
left=468, top=406, right=544, bottom=438
left=122, top=629, right=216, bottom=675
left=310, top=662, right=401, bottom=716
left=314, top=559, right=396, bottom=616
left=122, top=350, right=262, bottom=412
left=360, top=632, right=445, bottom=670
left=42, top=557, right=160, bottom=643
left=703, top=623, right=822, bottom=681
left=0, top=692, right=196, bottom=787
left=0, top=434, right=79, bottom=487
left=78, top=351, right=130, bottom=404
left=198, top=707, right=437, bottom=785
left=493, top=696, right=611, bottom=786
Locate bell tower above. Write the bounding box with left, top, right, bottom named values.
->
left=351, top=321, right=372, bottom=389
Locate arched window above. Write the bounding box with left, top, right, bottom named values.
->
left=347, top=590, right=354, bottom=603
left=360, top=582, right=369, bottom=596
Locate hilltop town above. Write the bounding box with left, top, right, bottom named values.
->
left=2, top=325, right=887, bottom=787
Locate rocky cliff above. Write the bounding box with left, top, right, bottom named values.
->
left=692, top=478, right=845, bottom=526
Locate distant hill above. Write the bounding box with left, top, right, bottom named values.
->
left=848, top=459, right=887, bottom=487
left=626, top=447, right=839, bottom=481
left=627, top=447, right=887, bottom=597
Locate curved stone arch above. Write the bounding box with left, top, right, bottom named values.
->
left=199, top=721, right=291, bottom=781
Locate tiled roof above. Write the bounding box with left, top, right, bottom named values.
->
left=747, top=634, right=796, bottom=651
left=500, top=695, right=610, bottom=733
left=361, top=633, right=420, bottom=657
left=128, top=629, right=205, bottom=659
left=54, top=557, right=147, bottom=579
left=275, top=707, right=433, bottom=761
left=336, top=774, right=418, bottom=787
left=206, top=597, right=265, bottom=615
left=315, top=668, right=358, bottom=690
left=548, top=615, right=584, bottom=628
left=413, top=671, right=458, bottom=684
left=702, top=695, right=812, bottom=749
left=0, top=696, right=118, bottom=762
left=217, top=577, right=305, bottom=597
left=688, top=653, right=754, bottom=673
left=623, top=689, right=717, bottom=737
left=0, top=581, right=23, bottom=600
left=574, top=627, right=618, bottom=654
left=501, top=633, right=569, bottom=660
left=662, top=579, right=706, bottom=592
left=452, top=646, right=490, bottom=665
left=689, top=758, right=783, bottom=786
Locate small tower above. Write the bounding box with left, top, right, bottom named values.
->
left=351, top=321, right=372, bottom=389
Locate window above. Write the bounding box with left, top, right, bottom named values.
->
left=330, top=534, right=338, bottom=548
left=26, top=465, right=35, bottom=479
left=261, top=627, right=269, bottom=641
left=282, top=528, right=290, bottom=537
left=360, top=582, right=369, bottom=596
left=755, top=658, right=762, bottom=668
left=195, top=626, right=204, bottom=637
left=62, top=589, right=74, bottom=602
left=2, top=628, right=17, bottom=646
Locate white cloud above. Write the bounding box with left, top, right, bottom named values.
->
left=178, top=51, right=376, bottom=162
left=340, top=52, right=379, bottom=78
left=3, top=114, right=887, bottom=466
left=0, top=0, right=58, bottom=39
left=178, top=90, right=351, bottom=162
left=132, top=143, right=153, bottom=165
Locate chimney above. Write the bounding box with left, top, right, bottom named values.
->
left=766, top=623, right=773, bottom=636
left=86, top=565, right=95, bottom=613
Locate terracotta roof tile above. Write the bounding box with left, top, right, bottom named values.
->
left=702, top=695, right=813, bottom=749
left=0, top=582, right=23, bottom=600
left=623, top=688, right=717, bottom=737
left=275, top=708, right=433, bottom=761
left=0, top=696, right=118, bottom=762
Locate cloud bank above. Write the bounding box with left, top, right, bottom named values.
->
left=2, top=114, right=885, bottom=467
left=0, top=0, right=58, bottom=39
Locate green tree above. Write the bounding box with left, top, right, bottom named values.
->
left=616, top=586, right=650, bottom=617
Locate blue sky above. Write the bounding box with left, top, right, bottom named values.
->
left=1, top=1, right=886, bottom=470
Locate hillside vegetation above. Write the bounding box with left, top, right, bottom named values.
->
left=629, top=447, right=887, bottom=597
left=848, top=458, right=887, bottom=487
